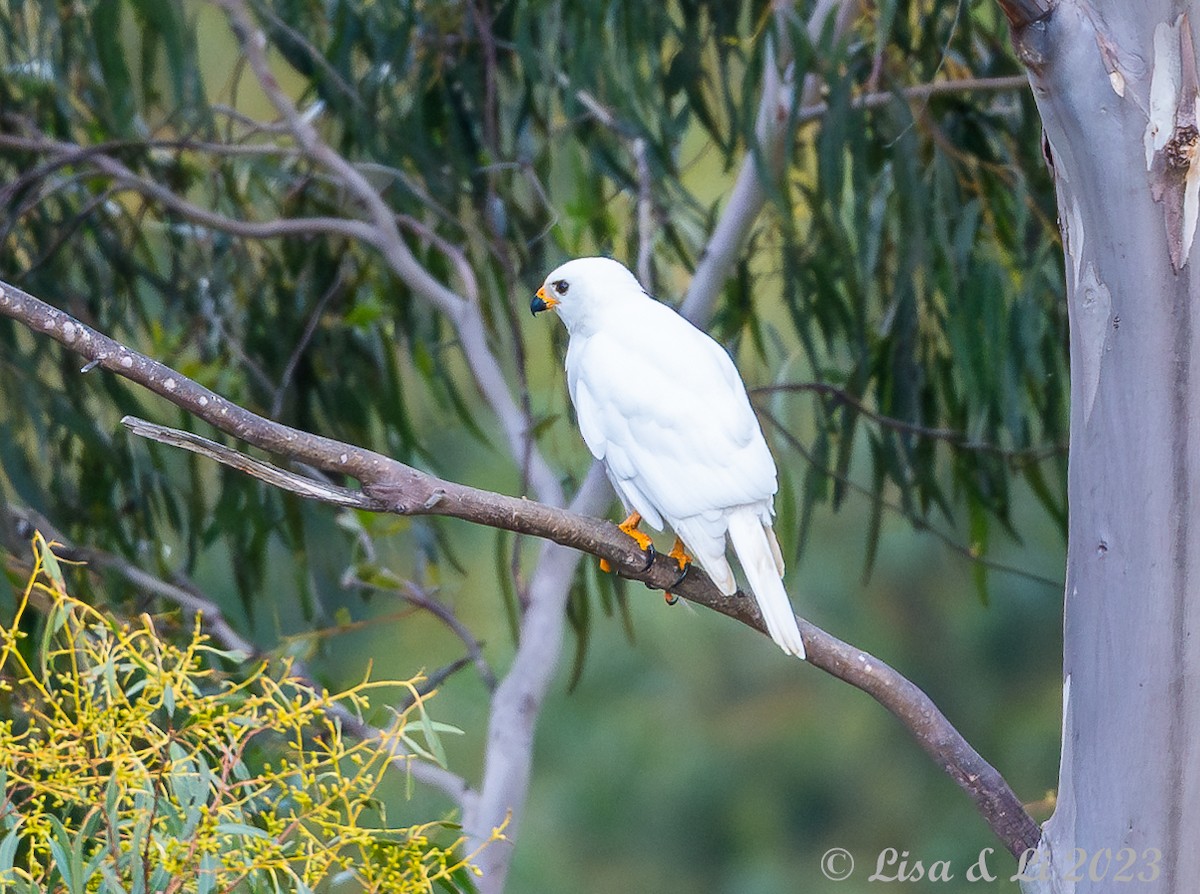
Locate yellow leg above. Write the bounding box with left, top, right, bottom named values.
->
left=600, top=511, right=654, bottom=573
left=619, top=511, right=653, bottom=550
left=668, top=537, right=691, bottom=570
left=665, top=537, right=691, bottom=604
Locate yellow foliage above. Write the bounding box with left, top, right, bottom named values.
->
left=0, top=533, right=503, bottom=893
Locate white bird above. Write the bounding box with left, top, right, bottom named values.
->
left=531, top=257, right=806, bottom=658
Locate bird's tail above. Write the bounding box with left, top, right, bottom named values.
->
left=726, top=507, right=806, bottom=659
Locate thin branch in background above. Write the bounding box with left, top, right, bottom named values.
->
left=794, top=74, right=1031, bottom=125
left=11, top=184, right=118, bottom=278
left=0, top=132, right=380, bottom=244
left=397, top=655, right=476, bottom=712
left=466, top=0, right=502, bottom=158
left=214, top=313, right=279, bottom=398
left=251, top=5, right=364, bottom=111
left=270, top=263, right=347, bottom=419
left=553, top=73, right=624, bottom=133
left=757, top=406, right=1062, bottom=589
left=344, top=573, right=498, bottom=691
left=755, top=381, right=1066, bottom=461
left=210, top=103, right=293, bottom=135
left=634, top=137, right=655, bottom=290
left=394, top=214, right=480, bottom=303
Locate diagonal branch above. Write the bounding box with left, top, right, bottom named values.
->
left=0, top=276, right=1040, bottom=859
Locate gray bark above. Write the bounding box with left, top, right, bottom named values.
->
left=1011, top=2, right=1200, bottom=890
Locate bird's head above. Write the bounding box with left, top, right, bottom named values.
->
left=530, top=257, right=643, bottom=331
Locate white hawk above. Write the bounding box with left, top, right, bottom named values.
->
left=531, top=257, right=806, bottom=658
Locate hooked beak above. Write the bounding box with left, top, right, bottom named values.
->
left=530, top=286, right=559, bottom=316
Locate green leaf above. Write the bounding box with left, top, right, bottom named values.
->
left=39, top=537, right=66, bottom=594
left=46, top=815, right=82, bottom=894
left=564, top=572, right=590, bottom=694
left=214, top=822, right=272, bottom=840
left=0, top=825, right=21, bottom=877
left=494, top=530, right=520, bottom=645
left=129, top=0, right=200, bottom=110
left=90, top=0, right=137, bottom=137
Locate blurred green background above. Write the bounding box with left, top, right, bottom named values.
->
left=0, top=0, right=1066, bottom=890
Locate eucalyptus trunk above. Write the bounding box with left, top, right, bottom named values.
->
left=1009, top=2, right=1200, bottom=890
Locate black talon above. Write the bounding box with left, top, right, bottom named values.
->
left=664, top=592, right=679, bottom=606
left=669, top=562, right=689, bottom=590
left=636, top=541, right=656, bottom=572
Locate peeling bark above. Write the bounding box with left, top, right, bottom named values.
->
left=1002, top=2, right=1200, bottom=891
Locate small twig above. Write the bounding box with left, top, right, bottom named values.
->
left=553, top=73, right=623, bottom=132
left=401, top=581, right=496, bottom=689
left=396, top=656, right=475, bottom=712
left=120, top=418, right=373, bottom=508
left=210, top=103, right=293, bottom=134
left=995, top=0, right=1053, bottom=31
left=395, top=214, right=480, bottom=303
left=251, top=5, right=363, bottom=109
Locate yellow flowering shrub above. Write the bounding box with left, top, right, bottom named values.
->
left=0, top=534, right=501, bottom=893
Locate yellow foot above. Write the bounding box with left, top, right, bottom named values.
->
left=618, top=511, right=654, bottom=551
left=601, top=511, right=655, bottom=573
left=665, top=537, right=691, bottom=604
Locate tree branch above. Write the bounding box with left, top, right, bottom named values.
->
left=754, top=381, right=1065, bottom=460
left=0, top=276, right=1040, bottom=859
left=795, top=74, right=1032, bottom=125
left=0, top=131, right=380, bottom=245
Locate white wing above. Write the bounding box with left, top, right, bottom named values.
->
left=568, top=301, right=775, bottom=514
left=566, top=300, right=777, bottom=581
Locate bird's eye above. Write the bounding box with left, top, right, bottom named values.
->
left=553, top=280, right=569, bottom=296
